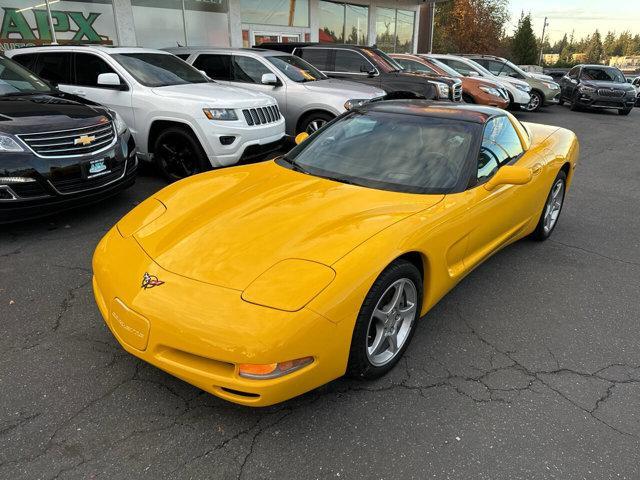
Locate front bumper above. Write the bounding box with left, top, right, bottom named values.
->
left=92, top=228, right=351, bottom=406
left=576, top=93, right=635, bottom=110
left=0, top=133, right=137, bottom=224
left=543, top=88, right=561, bottom=105
left=196, top=116, right=286, bottom=168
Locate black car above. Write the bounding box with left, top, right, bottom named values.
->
left=257, top=43, right=439, bottom=101
left=0, top=55, right=136, bottom=223
left=558, top=64, right=636, bottom=115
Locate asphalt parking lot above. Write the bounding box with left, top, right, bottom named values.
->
left=1, top=104, right=640, bottom=480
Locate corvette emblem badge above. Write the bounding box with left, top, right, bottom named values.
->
left=141, top=272, right=164, bottom=289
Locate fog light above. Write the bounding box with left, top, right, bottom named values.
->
left=0, top=176, right=35, bottom=183
left=220, top=136, right=236, bottom=146
left=238, top=356, right=313, bottom=379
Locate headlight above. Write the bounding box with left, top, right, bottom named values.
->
left=0, top=135, right=24, bottom=152
left=515, top=84, right=531, bottom=93
left=579, top=86, right=596, bottom=94
left=479, top=86, right=501, bottom=97
left=344, top=98, right=370, bottom=110
left=112, top=111, right=128, bottom=135
left=203, top=108, right=238, bottom=121
left=543, top=82, right=560, bottom=90
left=431, top=82, right=450, bottom=99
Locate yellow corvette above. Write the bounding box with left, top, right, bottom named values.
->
left=93, top=101, right=579, bottom=406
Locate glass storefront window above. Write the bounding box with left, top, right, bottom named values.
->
left=319, top=1, right=367, bottom=45
left=0, top=0, right=118, bottom=50
left=240, top=0, right=309, bottom=27
left=375, top=7, right=415, bottom=53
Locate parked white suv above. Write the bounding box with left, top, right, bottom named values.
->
left=6, top=46, right=285, bottom=180
left=165, top=47, right=386, bottom=136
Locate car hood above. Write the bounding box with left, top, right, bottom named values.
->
left=303, top=79, right=385, bottom=98
left=0, top=93, right=109, bottom=134
left=492, top=75, right=530, bottom=88
left=529, top=72, right=554, bottom=82
left=133, top=161, right=443, bottom=290
left=581, top=80, right=635, bottom=91
left=152, top=82, right=275, bottom=106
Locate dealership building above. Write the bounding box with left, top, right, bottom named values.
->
left=0, top=1, right=438, bottom=54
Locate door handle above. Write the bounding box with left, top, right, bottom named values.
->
left=531, top=163, right=543, bottom=175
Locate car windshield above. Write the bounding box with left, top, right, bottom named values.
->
left=580, top=67, right=626, bottom=83
left=112, top=53, right=209, bottom=87
left=426, top=57, right=462, bottom=78
left=375, top=49, right=404, bottom=71
left=283, top=110, right=477, bottom=194
left=0, top=56, right=51, bottom=96
left=266, top=55, right=326, bottom=82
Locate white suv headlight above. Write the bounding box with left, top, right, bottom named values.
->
left=515, top=84, right=531, bottom=93
left=0, top=135, right=24, bottom=152
left=112, top=111, right=128, bottom=135
left=203, top=108, right=238, bottom=121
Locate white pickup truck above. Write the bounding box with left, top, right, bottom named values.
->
left=6, top=46, right=285, bottom=181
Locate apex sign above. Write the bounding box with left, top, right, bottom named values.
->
left=0, top=6, right=114, bottom=50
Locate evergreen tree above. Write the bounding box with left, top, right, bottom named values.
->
left=511, top=13, right=538, bottom=64
left=585, top=30, right=603, bottom=63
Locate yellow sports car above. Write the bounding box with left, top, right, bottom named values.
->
left=93, top=101, right=579, bottom=406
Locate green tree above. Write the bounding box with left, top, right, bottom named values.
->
left=511, top=13, right=538, bottom=64
left=585, top=30, right=603, bottom=63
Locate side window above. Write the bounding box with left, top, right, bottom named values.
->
left=334, top=50, right=373, bottom=73
left=483, top=116, right=524, bottom=164
left=174, top=54, right=190, bottom=60
left=397, top=58, right=436, bottom=75
left=297, top=48, right=330, bottom=70
left=231, top=56, right=271, bottom=83
left=568, top=67, right=579, bottom=79
left=444, top=59, right=475, bottom=76
left=12, top=53, right=38, bottom=71
left=74, top=53, right=117, bottom=87
left=193, top=54, right=232, bottom=81
left=35, top=52, right=72, bottom=84
left=487, top=60, right=506, bottom=76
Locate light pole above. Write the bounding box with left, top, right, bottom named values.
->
left=44, top=0, right=58, bottom=45
left=539, top=17, right=549, bottom=65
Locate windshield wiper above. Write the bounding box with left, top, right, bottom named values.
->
left=281, top=155, right=311, bottom=174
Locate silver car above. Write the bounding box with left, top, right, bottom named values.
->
left=165, top=47, right=386, bottom=136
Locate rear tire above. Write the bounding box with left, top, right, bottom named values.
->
left=558, top=96, right=565, bottom=106
left=153, top=127, right=209, bottom=183
left=347, top=260, right=423, bottom=380
left=570, top=92, right=581, bottom=111
left=531, top=171, right=567, bottom=241
left=462, top=93, right=475, bottom=104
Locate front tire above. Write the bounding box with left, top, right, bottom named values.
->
left=154, top=127, right=209, bottom=183
left=570, top=92, right=581, bottom=111
left=298, top=112, right=334, bottom=135
left=347, top=260, right=423, bottom=379
left=619, top=107, right=632, bottom=116
left=532, top=171, right=567, bottom=241
left=524, top=90, right=543, bottom=112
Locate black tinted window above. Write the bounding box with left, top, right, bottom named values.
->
left=568, top=67, right=579, bottom=78
left=334, top=50, right=373, bottom=73
left=194, top=54, right=232, bottom=81
left=36, top=52, right=72, bottom=84
left=580, top=67, right=625, bottom=83
left=175, top=54, right=190, bottom=60
left=12, top=53, right=38, bottom=71
left=74, top=53, right=117, bottom=87
left=232, top=56, right=271, bottom=83
left=298, top=48, right=331, bottom=70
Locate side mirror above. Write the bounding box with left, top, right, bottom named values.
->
left=198, top=69, right=211, bottom=80
left=360, top=65, right=377, bottom=77
left=484, top=165, right=532, bottom=191
left=295, top=132, right=309, bottom=145
left=261, top=73, right=278, bottom=85
left=468, top=71, right=480, bottom=77
left=570, top=78, right=578, bottom=85
left=97, top=73, right=125, bottom=90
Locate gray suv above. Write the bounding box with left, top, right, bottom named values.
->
left=558, top=64, right=636, bottom=115
left=167, top=47, right=386, bottom=135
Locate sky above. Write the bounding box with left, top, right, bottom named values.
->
left=509, top=0, right=640, bottom=43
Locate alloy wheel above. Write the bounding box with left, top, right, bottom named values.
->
left=525, top=92, right=541, bottom=111
left=543, top=178, right=565, bottom=234
left=306, top=119, right=327, bottom=134
left=158, top=135, right=198, bottom=180
left=365, top=278, right=418, bottom=367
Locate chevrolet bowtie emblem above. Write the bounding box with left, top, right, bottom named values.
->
left=74, top=135, right=96, bottom=146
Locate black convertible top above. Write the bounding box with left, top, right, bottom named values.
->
left=359, top=100, right=504, bottom=124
